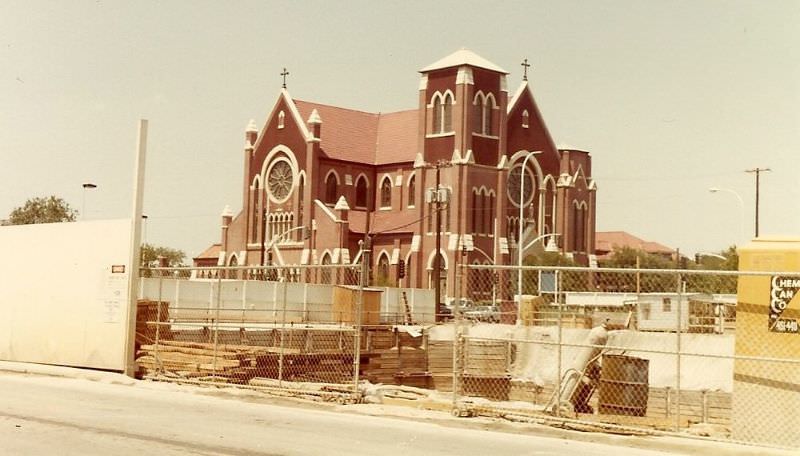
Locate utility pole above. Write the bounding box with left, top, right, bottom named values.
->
left=434, top=163, right=443, bottom=320
left=426, top=159, right=451, bottom=321
left=745, top=167, right=771, bottom=237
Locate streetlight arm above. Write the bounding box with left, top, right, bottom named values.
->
left=523, top=233, right=561, bottom=252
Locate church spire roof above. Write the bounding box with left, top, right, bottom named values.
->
left=419, top=48, right=508, bottom=74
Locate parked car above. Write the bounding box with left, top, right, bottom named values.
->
left=438, top=304, right=453, bottom=320
left=464, top=305, right=501, bottom=323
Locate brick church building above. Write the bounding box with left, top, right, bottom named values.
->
left=195, top=49, right=597, bottom=300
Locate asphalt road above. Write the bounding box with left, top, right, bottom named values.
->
left=0, top=372, right=716, bottom=456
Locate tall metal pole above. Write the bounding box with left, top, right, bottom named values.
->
left=745, top=167, right=770, bottom=237
left=434, top=164, right=442, bottom=320
left=123, top=120, right=147, bottom=377
left=517, top=152, right=540, bottom=317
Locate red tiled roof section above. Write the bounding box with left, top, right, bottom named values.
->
left=294, top=100, right=417, bottom=165
left=295, top=100, right=379, bottom=163
left=193, top=243, right=221, bottom=260
left=348, top=208, right=420, bottom=234
left=375, top=109, right=418, bottom=165
left=595, top=231, right=674, bottom=255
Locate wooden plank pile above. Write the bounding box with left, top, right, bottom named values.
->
left=427, top=340, right=454, bottom=392
left=645, top=388, right=731, bottom=425
left=462, top=340, right=511, bottom=400
left=136, top=329, right=356, bottom=384
left=135, top=340, right=257, bottom=379
left=135, top=300, right=170, bottom=349
left=362, top=345, right=429, bottom=388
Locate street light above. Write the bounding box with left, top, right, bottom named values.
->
left=709, top=187, right=745, bottom=241
left=516, top=151, right=541, bottom=318
left=81, top=182, right=97, bottom=220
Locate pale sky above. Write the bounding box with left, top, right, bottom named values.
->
left=1, top=1, right=798, bottom=259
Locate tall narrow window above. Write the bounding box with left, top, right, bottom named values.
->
left=377, top=253, right=390, bottom=284
left=486, top=193, right=494, bottom=235
left=443, top=93, right=453, bottom=132
left=380, top=176, right=392, bottom=208
left=251, top=180, right=260, bottom=243
left=297, top=175, right=304, bottom=239
left=355, top=176, right=368, bottom=208
left=433, top=97, right=443, bottom=133
left=471, top=191, right=478, bottom=233
left=444, top=189, right=451, bottom=232
left=320, top=253, right=332, bottom=284
left=278, top=111, right=285, bottom=129
left=325, top=173, right=338, bottom=204
left=407, top=175, right=416, bottom=207
left=485, top=95, right=494, bottom=135
left=473, top=96, right=484, bottom=133
left=522, top=109, right=530, bottom=129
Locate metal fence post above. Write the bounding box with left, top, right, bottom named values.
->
left=353, top=263, right=365, bottom=399
left=154, top=273, right=164, bottom=373
left=212, top=268, right=222, bottom=379
left=452, top=262, right=465, bottom=412
left=556, top=268, right=563, bottom=417
left=675, top=271, right=683, bottom=432
left=278, top=267, right=288, bottom=387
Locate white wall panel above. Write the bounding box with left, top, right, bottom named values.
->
left=0, top=219, right=132, bottom=371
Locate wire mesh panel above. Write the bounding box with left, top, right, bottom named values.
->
left=134, top=261, right=800, bottom=450
left=457, top=264, right=800, bottom=450
left=136, top=264, right=362, bottom=401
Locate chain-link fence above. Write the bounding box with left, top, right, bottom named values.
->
left=134, top=262, right=799, bottom=450
left=457, top=264, right=799, bottom=449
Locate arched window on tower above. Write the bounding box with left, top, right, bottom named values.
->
left=443, top=92, right=453, bottom=132
left=407, top=175, right=416, bottom=208
left=484, top=93, right=495, bottom=136
left=471, top=190, right=478, bottom=233
left=380, top=176, right=392, bottom=208
left=251, top=179, right=260, bottom=243
left=297, top=175, right=304, bottom=239
left=433, top=96, right=443, bottom=133
left=486, top=192, right=495, bottom=235
left=432, top=92, right=454, bottom=135
left=355, top=176, right=368, bottom=208
left=522, top=109, right=529, bottom=129
left=278, top=111, right=285, bottom=129
left=325, top=172, right=338, bottom=205
left=473, top=95, right=484, bottom=134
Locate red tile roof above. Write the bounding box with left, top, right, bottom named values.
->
left=295, top=100, right=418, bottom=165
left=348, top=208, right=420, bottom=234
left=193, top=243, right=221, bottom=260
left=375, top=109, right=418, bottom=165
left=595, top=231, right=674, bottom=256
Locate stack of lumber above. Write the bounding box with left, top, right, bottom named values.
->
left=427, top=341, right=454, bottom=392
left=362, top=346, right=429, bottom=387
left=462, top=340, right=511, bottom=400
left=135, top=300, right=170, bottom=349
left=645, top=388, right=731, bottom=425
left=136, top=332, right=356, bottom=384
left=135, top=340, right=254, bottom=379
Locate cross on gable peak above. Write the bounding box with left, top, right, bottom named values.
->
left=281, top=68, right=290, bottom=89
left=521, top=59, right=531, bottom=81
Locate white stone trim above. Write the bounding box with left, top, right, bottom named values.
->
left=456, top=65, right=474, bottom=85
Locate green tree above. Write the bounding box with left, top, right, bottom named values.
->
left=599, top=246, right=674, bottom=269
left=8, top=196, right=77, bottom=225
left=141, top=243, right=186, bottom=267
